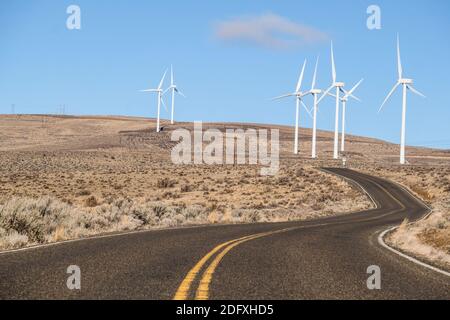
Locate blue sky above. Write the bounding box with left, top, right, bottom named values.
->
left=1, top=0, right=449, bottom=149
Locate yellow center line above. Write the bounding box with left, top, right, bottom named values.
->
left=173, top=233, right=265, bottom=300
left=195, top=232, right=274, bottom=300
left=173, top=228, right=294, bottom=300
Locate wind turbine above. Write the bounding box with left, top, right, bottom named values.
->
left=334, top=79, right=364, bottom=153
left=308, top=57, right=323, bottom=159
left=140, top=70, right=168, bottom=133
left=379, top=35, right=425, bottom=165
left=319, top=42, right=346, bottom=160
left=272, top=59, right=312, bottom=155
left=165, top=65, right=185, bottom=125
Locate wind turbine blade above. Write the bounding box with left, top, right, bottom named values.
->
left=347, top=92, right=358, bottom=101
left=140, top=89, right=158, bottom=92
left=331, top=41, right=336, bottom=83
left=408, top=85, right=426, bottom=98
left=379, top=82, right=400, bottom=113
left=343, top=79, right=363, bottom=101
left=158, top=69, right=168, bottom=90
left=397, top=34, right=403, bottom=80
left=348, top=94, right=361, bottom=102
left=327, top=92, right=337, bottom=99
left=311, top=56, right=319, bottom=90
left=348, top=79, right=364, bottom=96
left=301, top=100, right=313, bottom=119
left=296, top=59, right=307, bottom=92
left=171, top=65, right=174, bottom=86
left=271, top=93, right=295, bottom=101
left=317, top=85, right=334, bottom=104
left=161, top=97, right=168, bottom=112
left=176, top=89, right=186, bottom=98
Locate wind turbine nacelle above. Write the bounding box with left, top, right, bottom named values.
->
left=311, top=89, right=322, bottom=94
left=400, top=79, right=413, bottom=85
left=335, top=82, right=345, bottom=87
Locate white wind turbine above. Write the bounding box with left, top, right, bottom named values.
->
left=308, top=57, right=322, bottom=159
left=328, top=79, right=364, bottom=153
left=379, top=35, right=425, bottom=165
left=272, top=59, right=312, bottom=155
left=140, top=70, right=168, bottom=133
left=164, top=65, right=185, bottom=125
left=318, top=42, right=347, bottom=159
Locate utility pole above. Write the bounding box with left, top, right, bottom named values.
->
left=57, top=104, right=66, bottom=115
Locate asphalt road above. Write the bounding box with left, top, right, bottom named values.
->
left=0, top=168, right=448, bottom=300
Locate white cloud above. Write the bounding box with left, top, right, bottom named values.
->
left=214, top=13, right=328, bottom=49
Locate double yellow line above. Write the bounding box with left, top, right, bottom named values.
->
left=173, top=228, right=294, bottom=300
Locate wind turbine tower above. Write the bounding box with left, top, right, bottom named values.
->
left=272, top=60, right=312, bottom=155
left=340, top=79, right=363, bottom=153
left=165, top=66, right=185, bottom=125
left=320, top=42, right=345, bottom=159
left=379, top=35, right=425, bottom=165
left=309, top=57, right=322, bottom=159
left=140, top=70, right=168, bottom=133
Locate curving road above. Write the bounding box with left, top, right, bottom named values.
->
left=0, top=168, right=448, bottom=300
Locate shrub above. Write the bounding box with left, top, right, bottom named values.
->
left=76, top=190, right=91, bottom=196
left=157, top=178, right=176, bottom=189
left=0, top=227, right=28, bottom=249
left=152, top=205, right=167, bottom=218
left=311, top=203, right=325, bottom=211
left=0, top=197, right=72, bottom=244
left=85, top=196, right=98, bottom=207
left=180, top=184, right=193, bottom=193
